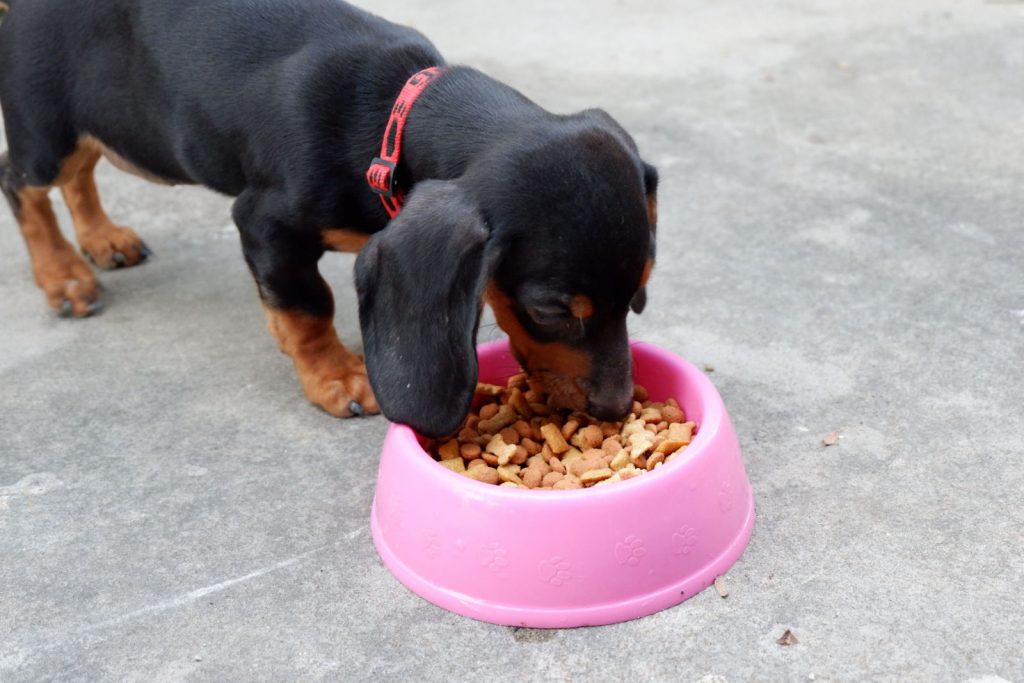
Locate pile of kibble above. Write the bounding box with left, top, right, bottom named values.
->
left=427, top=373, right=697, bottom=490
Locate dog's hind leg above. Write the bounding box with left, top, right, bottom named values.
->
left=59, top=138, right=150, bottom=269
left=1, top=148, right=102, bottom=317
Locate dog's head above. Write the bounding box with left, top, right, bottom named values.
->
left=355, top=112, right=657, bottom=437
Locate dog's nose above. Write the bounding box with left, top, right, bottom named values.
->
left=587, top=392, right=633, bottom=422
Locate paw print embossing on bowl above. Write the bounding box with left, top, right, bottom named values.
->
left=538, top=556, right=572, bottom=586
left=614, top=535, right=647, bottom=567
left=480, top=542, right=509, bottom=573
left=672, top=525, right=697, bottom=556
left=420, top=529, right=441, bottom=558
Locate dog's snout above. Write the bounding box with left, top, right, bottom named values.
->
left=587, top=391, right=634, bottom=422
left=583, top=334, right=634, bottom=421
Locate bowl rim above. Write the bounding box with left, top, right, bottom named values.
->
left=386, top=338, right=726, bottom=500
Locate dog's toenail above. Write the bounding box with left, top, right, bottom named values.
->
left=113, top=252, right=126, bottom=265
left=139, top=245, right=153, bottom=259
left=349, top=401, right=365, bottom=417
left=85, top=301, right=103, bottom=316
left=58, top=300, right=73, bottom=317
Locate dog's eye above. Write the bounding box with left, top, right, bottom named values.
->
left=526, top=304, right=569, bottom=326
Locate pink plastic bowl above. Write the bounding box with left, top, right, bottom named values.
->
left=370, top=339, right=755, bottom=628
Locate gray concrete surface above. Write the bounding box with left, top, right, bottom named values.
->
left=2, top=1, right=1023, bottom=680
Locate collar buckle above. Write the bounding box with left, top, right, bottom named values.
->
left=366, top=157, right=397, bottom=198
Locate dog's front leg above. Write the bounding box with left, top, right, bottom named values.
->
left=233, top=189, right=378, bottom=418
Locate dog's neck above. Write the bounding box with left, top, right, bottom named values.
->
left=399, top=66, right=551, bottom=186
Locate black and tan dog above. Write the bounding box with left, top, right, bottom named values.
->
left=0, top=0, right=657, bottom=437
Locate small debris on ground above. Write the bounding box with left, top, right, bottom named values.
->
left=714, top=576, right=729, bottom=598
left=776, top=629, right=799, bottom=646
left=822, top=431, right=840, bottom=447
left=703, top=363, right=715, bottom=372
left=510, top=626, right=556, bottom=643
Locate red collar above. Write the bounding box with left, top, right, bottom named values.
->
left=365, top=66, right=446, bottom=219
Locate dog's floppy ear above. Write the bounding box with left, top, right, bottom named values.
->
left=355, top=180, right=494, bottom=437
left=631, top=162, right=659, bottom=314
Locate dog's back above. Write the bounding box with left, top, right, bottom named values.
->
left=0, top=0, right=439, bottom=191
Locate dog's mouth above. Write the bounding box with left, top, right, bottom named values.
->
left=507, top=348, right=588, bottom=413
left=531, top=369, right=588, bottom=413
left=505, top=336, right=633, bottom=421
left=524, top=368, right=632, bottom=422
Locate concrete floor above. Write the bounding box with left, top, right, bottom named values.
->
left=2, top=1, right=1023, bottom=680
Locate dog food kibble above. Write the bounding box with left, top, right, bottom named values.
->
left=427, top=376, right=697, bottom=490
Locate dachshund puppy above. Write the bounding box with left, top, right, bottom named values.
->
left=0, top=0, right=657, bottom=437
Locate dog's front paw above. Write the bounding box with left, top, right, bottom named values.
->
left=263, top=307, right=381, bottom=419
left=301, top=356, right=380, bottom=418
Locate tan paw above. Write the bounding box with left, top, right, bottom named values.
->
left=35, top=250, right=102, bottom=317
left=79, top=224, right=151, bottom=269
left=304, top=357, right=381, bottom=418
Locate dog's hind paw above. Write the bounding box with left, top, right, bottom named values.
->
left=78, top=224, right=151, bottom=269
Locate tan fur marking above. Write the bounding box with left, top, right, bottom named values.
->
left=322, top=228, right=371, bottom=253
left=639, top=258, right=653, bottom=288
left=16, top=185, right=100, bottom=316
left=262, top=306, right=379, bottom=417
left=646, top=194, right=658, bottom=231
left=484, top=282, right=590, bottom=410
left=569, top=294, right=594, bottom=320
left=59, top=139, right=148, bottom=268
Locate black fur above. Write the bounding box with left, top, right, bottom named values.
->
left=0, top=0, right=657, bottom=437
left=0, top=152, right=21, bottom=217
